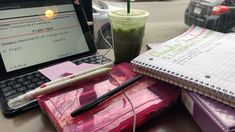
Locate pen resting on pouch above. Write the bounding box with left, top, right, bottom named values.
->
left=7, top=63, right=112, bottom=110
left=70, top=74, right=143, bottom=117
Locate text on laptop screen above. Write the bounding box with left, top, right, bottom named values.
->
left=0, top=3, right=89, bottom=72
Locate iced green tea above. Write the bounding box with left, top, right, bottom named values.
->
left=109, top=9, right=149, bottom=64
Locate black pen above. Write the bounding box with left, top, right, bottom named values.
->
left=70, top=74, right=143, bottom=117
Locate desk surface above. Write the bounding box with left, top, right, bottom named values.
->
left=0, top=1, right=202, bottom=132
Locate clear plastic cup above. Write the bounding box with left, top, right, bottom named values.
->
left=108, top=9, right=149, bottom=64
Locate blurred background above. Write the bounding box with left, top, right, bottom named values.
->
left=92, top=0, right=189, bottom=49
left=92, top=0, right=235, bottom=49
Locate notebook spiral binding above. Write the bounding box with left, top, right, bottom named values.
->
left=131, top=60, right=235, bottom=108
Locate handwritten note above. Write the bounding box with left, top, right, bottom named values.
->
left=148, top=26, right=225, bottom=65
left=132, top=25, right=235, bottom=106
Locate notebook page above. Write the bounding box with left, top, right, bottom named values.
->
left=132, top=26, right=235, bottom=97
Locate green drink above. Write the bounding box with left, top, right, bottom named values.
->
left=109, top=9, right=149, bottom=64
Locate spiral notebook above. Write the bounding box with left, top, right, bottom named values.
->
left=131, top=25, right=235, bottom=108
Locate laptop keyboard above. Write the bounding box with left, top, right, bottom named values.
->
left=0, top=72, right=50, bottom=101
left=72, top=54, right=111, bottom=65
left=0, top=54, right=111, bottom=102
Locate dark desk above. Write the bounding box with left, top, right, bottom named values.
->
left=0, top=1, right=202, bottom=132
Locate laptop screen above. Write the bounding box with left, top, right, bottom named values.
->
left=0, top=0, right=96, bottom=77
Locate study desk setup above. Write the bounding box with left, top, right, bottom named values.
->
left=3, top=1, right=235, bottom=132
left=0, top=1, right=202, bottom=132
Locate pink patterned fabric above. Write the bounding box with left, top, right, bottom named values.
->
left=37, top=63, right=180, bottom=132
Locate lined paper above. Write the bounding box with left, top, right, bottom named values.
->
left=132, top=26, right=235, bottom=107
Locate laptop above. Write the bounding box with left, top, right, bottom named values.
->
left=0, top=0, right=111, bottom=117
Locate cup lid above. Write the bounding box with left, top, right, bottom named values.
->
left=108, top=9, right=149, bottom=18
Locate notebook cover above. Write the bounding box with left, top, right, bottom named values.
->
left=37, top=63, right=180, bottom=132
left=181, top=90, right=235, bottom=132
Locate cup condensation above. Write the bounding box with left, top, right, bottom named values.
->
left=108, top=9, right=149, bottom=64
